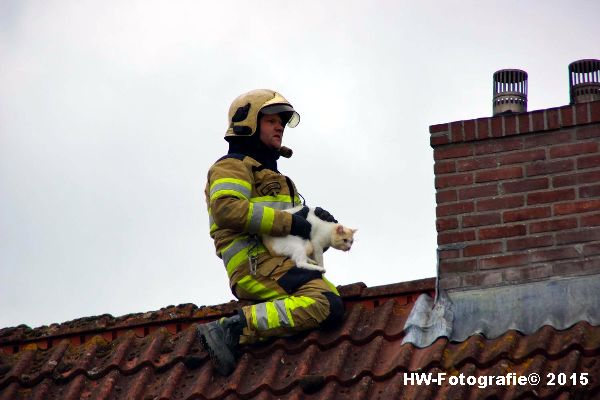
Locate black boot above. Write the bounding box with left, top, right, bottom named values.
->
left=197, top=313, right=246, bottom=376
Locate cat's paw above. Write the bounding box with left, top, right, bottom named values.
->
left=296, top=262, right=325, bottom=272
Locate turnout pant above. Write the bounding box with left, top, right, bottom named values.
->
left=230, top=253, right=344, bottom=343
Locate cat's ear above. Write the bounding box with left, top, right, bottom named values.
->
left=351, top=228, right=358, bottom=234
left=336, top=225, right=344, bottom=235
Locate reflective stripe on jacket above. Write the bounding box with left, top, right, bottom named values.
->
left=205, top=154, right=301, bottom=277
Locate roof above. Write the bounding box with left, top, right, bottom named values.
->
left=1, top=278, right=600, bottom=399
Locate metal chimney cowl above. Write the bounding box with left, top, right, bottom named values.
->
left=493, top=69, right=528, bottom=116
left=569, top=59, right=600, bottom=104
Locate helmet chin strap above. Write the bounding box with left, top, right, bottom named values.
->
left=279, top=146, right=293, bottom=158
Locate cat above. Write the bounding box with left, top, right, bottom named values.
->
left=262, top=206, right=356, bottom=272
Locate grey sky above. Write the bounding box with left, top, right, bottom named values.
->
left=1, top=0, right=599, bottom=329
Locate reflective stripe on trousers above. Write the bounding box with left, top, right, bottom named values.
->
left=251, top=296, right=316, bottom=330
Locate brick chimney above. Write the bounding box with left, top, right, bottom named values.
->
left=430, top=99, right=600, bottom=290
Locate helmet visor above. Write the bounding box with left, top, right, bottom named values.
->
left=261, top=104, right=300, bottom=128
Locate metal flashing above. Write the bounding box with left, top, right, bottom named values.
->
left=402, top=290, right=454, bottom=348
left=402, top=275, right=600, bottom=347
left=449, top=275, right=600, bottom=341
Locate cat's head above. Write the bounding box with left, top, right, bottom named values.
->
left=330, top=225, right=357, bottom=252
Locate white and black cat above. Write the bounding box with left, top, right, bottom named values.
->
left=262, top=206, right=356, bottom=272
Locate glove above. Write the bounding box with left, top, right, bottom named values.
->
left=290, top=207, right=311, bottom=240
left=314, top=207, right=338, bottom=223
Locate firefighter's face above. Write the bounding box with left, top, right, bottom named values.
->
left=259, top=113, right=284, bottom=150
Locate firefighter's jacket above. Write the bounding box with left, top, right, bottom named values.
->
left=205, top=153, right=302, bottom=283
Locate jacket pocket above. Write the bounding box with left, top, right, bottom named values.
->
left=256, top=253, right=286, bottom=277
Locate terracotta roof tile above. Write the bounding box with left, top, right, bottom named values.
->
left=1, top=278, right=600, bottom=399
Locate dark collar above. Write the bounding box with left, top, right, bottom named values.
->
left=227, top=136, right=280, bottom=172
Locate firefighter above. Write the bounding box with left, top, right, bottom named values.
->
left=198, top=89, right=344, bottom=376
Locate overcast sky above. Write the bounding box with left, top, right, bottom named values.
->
left=1, top=1, right=599, bottom=329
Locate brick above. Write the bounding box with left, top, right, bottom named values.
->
left=584, top=243, right=600, bottom=256
left=503, top=206, right=551, bottom=223
left=434, top=144, right=473, bottom=160
left=503, top=264, right=553, bottom=283
left=502, top=178, right=548, bottom=194
left=560, top=106, right=575, bottom=127
left=527, top=189, right=576, bottom=205
left=523, top=131, right=573, bottom=149
left=464, top=120, right=476, bottom=141
left=545, top=108, right=560, bottom=130
left=577, top=154, right=600, bottom=169
left=440, top=259, right=477, bottom=273
left=497, top=149, right=546, bottom=165
left=518, top=113, right=530, bottom=133
left=461, top=271, right=503, bottom=287
left=462, top=212, right=502, bottom=228
left=477, top=195, right=525, bottom=211
left=530, top=247, right=581, bottom=263
left=439, top=275, right=461, bottom=290
left=554, top=199, right=600, bottom=216
left=580, top=184, right=600, bottom=198
left=435, top=173, right=473, bottom=189
left=434, top=160, right=456, bottom=174
left=429, top=123, right=449, bottom=134
left=458, top=184, right=498, bottom=200
left=436, top=201, right=475, bottom=217
left=554, top=257, right=600, bottom=277
left=473, top=137, right=522, bottom=155
left=575, top=102, right=589, bottom=124
left=439, top=249, right=460, bottom=259
left=463, top=242, right=503, bottom=257
left=476, top=118, right=490, bottom=139
left=525, top=159, right=574, bottom=177
left=581, top=213, right=600, bottom=227
left=436, top=217, right=459, bottom=232
left=556, top=227, right=600, bottom=244
left=575, top=124, right=600, bottom=139
left=479, top=224, right=526, bottom=240
left=504, top=115, right=518, bottom=136
left=456, top=155, right=497, bottom=172
left=531, top=111, right=545, bottom=131
left=437, top=230, right=476, bottom=245
left=476, top=166, right=523, bottom=183
left=553, top=174, right=577, bottom=187
left=451, top=121, right=463, bottom=142
left=507, top=235, right=553, bottom=251
left=491, top=117, right=503, bottom=137
left=591, top=101, right=600, bottom=122
left=480, top=253, right=530, bottom=269
left=529, top=217, right=578, bottom=233
left=430, top=134, right=450, bottom=146
left=553, top=171, right=600, bottom=187
left=550, top=142, right=598, bottom=159
left=436, top=189, right=457, bottom=204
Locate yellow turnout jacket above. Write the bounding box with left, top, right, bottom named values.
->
left=205, top=153, right=302, bottom=281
